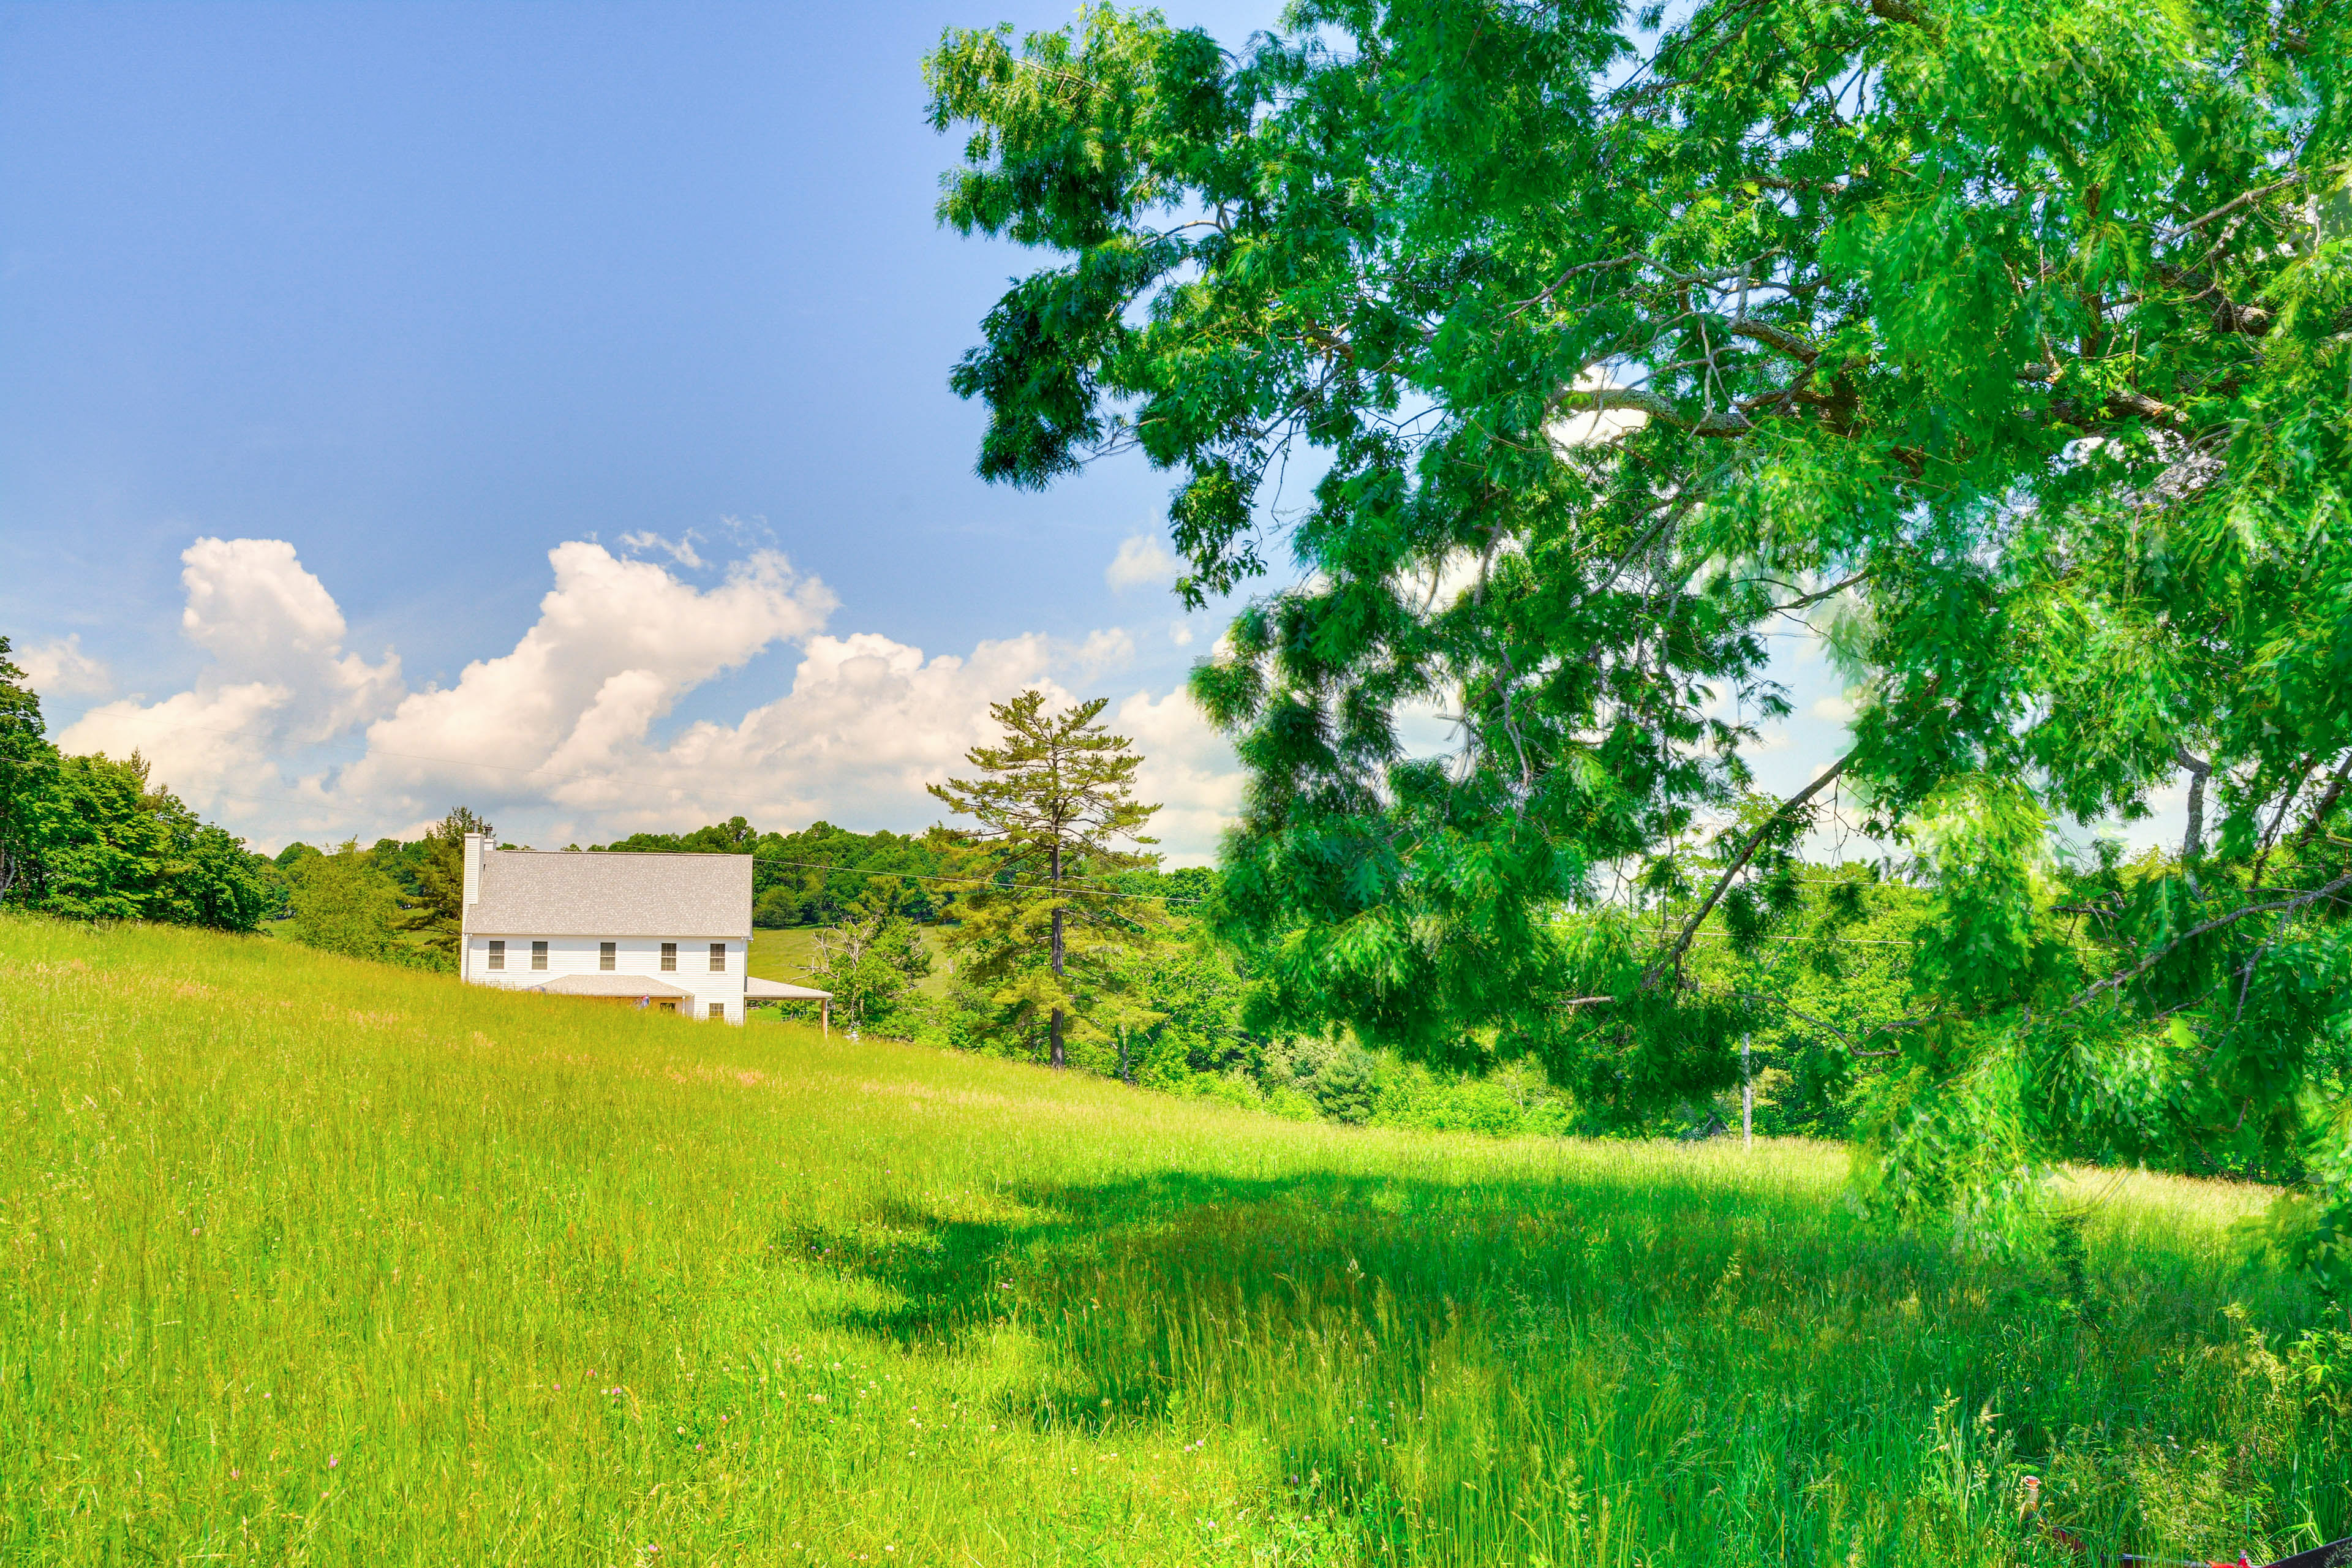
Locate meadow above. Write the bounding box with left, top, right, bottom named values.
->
left=3, top=913, right=2347, bottom=1567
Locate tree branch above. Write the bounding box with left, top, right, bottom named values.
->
left=1647, top=747, right=1860, bottom=985
left=1727, top=317, right=1819, bottom=363
left=1771, top=569, right=1870, bottom=612
left=2155, top=172, right=2309, bottom=244
left=2176, top=745, right=2211, bottom=864
left=2060, top=870, right=2352, bottom=1015
left=1863, top=0, right=1937, bottom=29
left=2292, top=753, right=2352, bottom=850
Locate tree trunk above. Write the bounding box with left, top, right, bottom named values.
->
left=1049, top=839, right=1066, bottom=1069
left=2177, top=746, right=2212, bottom=863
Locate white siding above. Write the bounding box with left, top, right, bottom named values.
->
left=461, top=933, right=747, bottom=1021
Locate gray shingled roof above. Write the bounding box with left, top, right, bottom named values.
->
left=527, top=973, right=696, bottom=998
left=465, top=849, right=751, bottom=938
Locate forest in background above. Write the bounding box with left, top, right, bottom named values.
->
left=0, top=633, right=2279, bottom=1164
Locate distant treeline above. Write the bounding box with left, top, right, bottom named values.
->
left=588, top=817, right=960, bottom=927
left=0, top=638, right=277, bottom=930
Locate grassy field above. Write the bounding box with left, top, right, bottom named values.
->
left=3, top=913, right=2347, bottom=1567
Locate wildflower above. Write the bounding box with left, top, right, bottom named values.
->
left=328, top=1456, right=339, bottom=1468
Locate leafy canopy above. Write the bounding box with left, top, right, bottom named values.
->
left=929, top=1, right=2352, bottom=1258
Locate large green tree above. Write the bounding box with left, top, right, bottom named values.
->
left=1, top=639, right=275, bottom=930
left=929, top=2, right=2352, bottom=1264
left=288, top=840, right=407, bottom=964
left=808, top=903, right=935, bottom=1031
left=929, top=690, right=1166, bottom=1068
left=0, top=637, right=49, bottom=905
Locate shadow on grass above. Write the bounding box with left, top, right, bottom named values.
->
left=772, top=1148, right=2352, bottom=1557
left=772, top=1153, right=2290, bottom=1422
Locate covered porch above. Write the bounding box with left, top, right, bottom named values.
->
left=524, top=973, right=695, bottom=1012
left=744, top=976, right=836, bottom=1033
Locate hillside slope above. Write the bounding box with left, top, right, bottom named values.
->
left=2, top=914, right=2345, bottom=1566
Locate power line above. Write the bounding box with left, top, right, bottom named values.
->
left=731, top=849, right=1199, bottom=907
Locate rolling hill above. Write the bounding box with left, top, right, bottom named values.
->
left=2, top=913, right=2345, bottom=1566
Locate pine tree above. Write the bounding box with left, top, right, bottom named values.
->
left=929, top=691, right=1163, bottom=1069
left=403, top=807, right=495, bottom=959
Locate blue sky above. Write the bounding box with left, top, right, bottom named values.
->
left=2, top=1, right=2026, bottom=865
left=1, top=0, right=1294, bottom=857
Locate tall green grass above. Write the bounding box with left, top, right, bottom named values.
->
left=2, top=913, right=2345, bottom=1566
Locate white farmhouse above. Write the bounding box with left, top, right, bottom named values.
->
left=456, top=832, right=829, bottom=1023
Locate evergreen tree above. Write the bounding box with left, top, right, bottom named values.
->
left=402, top=807, right=494, bottom=959
left=929, top=691, right=1164, bottom=1068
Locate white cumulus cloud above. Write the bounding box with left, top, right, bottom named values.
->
left=40, top=533, right=1247, bottom=862
left=12, top=634, right=112, bottom=698
left=1113, top=687, right=1243, bottom=867
left=345, top=540, right=834, bottom=803
left=1106, top=532, right=1182, bottom=594
left=59, top=537, right=401, bottom=810
left=616, top=529, right=707, bottom=568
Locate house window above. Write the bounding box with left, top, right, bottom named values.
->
left=660, top=942, right=677, bottom=972
left=708, top=1001, right=726, bottom=1021
left=487, top=940, right=504, bottom=971
left=600, top=941, right=616, bottom=971
left=709, top=943, right=726, bottom=973
left=532, top=940, right=548, bottom=971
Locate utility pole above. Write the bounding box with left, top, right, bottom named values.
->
left=1741, top=1035, right=1753, bottom=1148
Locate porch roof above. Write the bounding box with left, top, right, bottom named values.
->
left=525, top=973, right=696, bottom=1000
left=745, top=976, right=832, bottom=1002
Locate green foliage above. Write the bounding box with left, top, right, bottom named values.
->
left=808, top=906, right=934, bottom=1029
left=0, top=637, right=49, bottom=905
left=596, top=816, right=957, bottom=927
left=397, top=807, right=493, bottom=959
left=287, top=840, right=410, bottom=965
left=8, top=911, right=2350, bottom=1563
left=931, top=0, right=2352, bottom=1273
left=0, top=636, right=273, bottom=931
